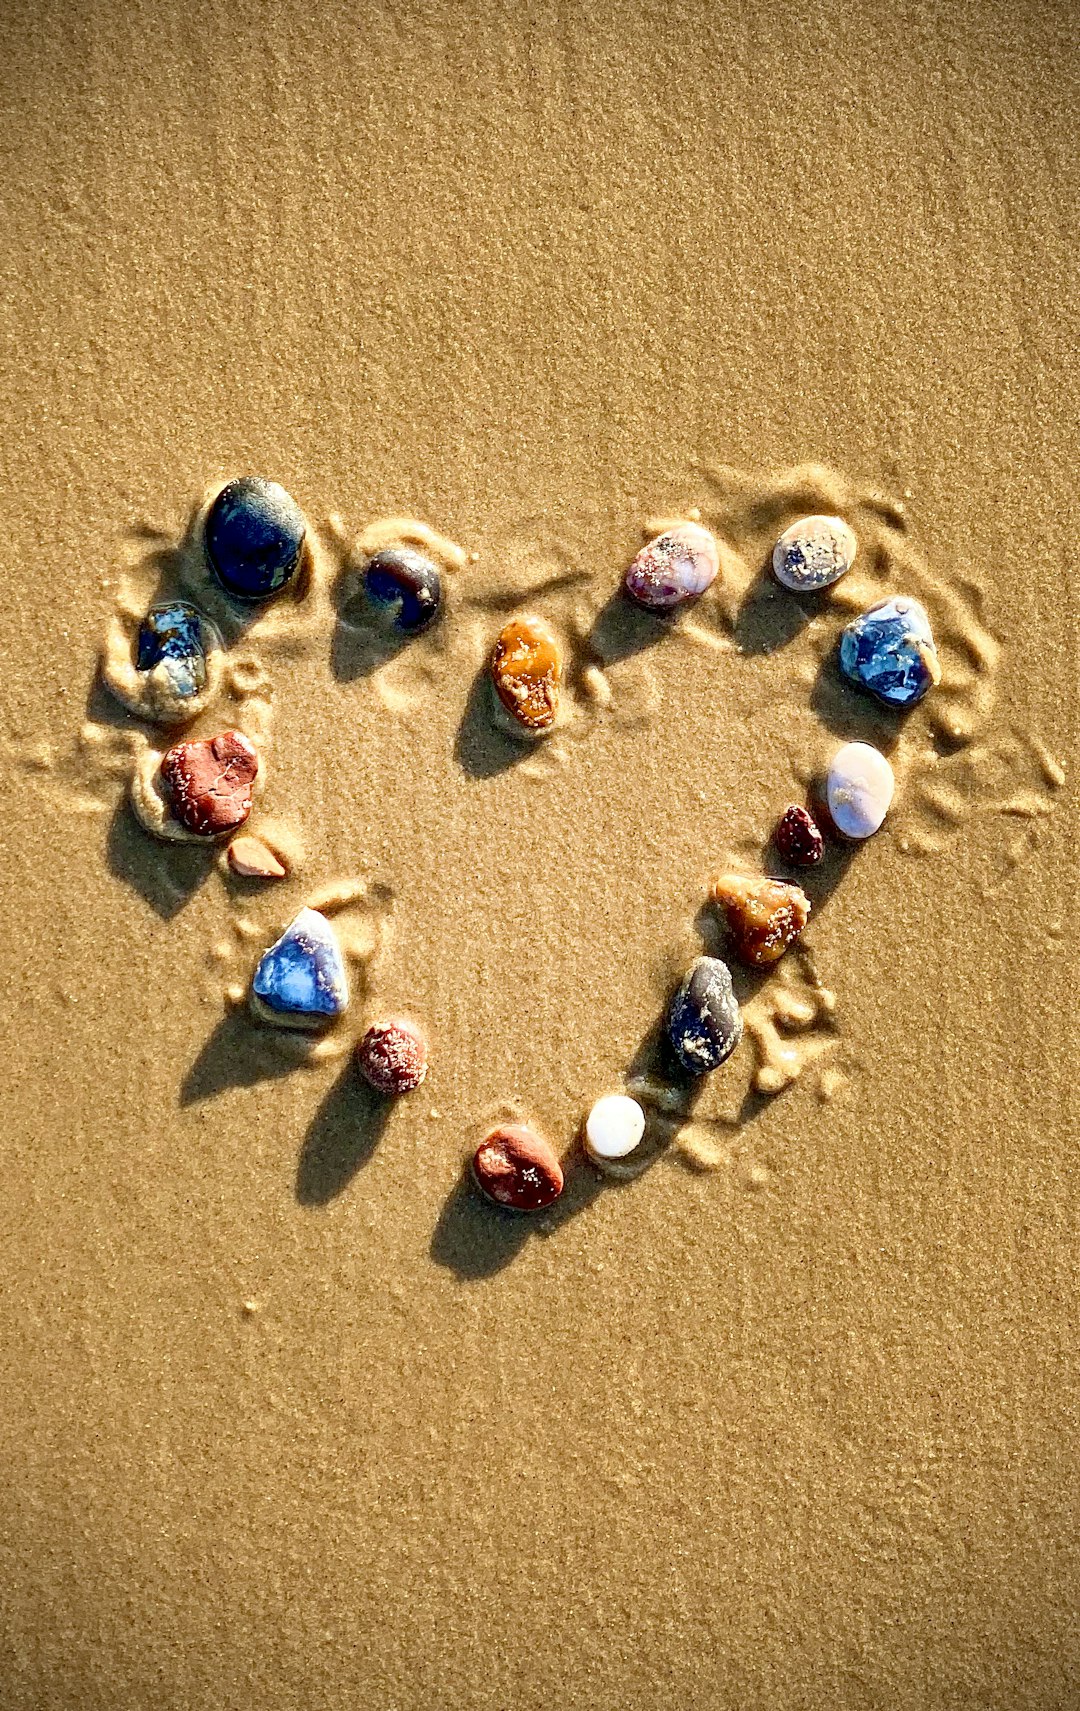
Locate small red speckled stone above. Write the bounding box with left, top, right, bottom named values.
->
left=161, top=730, right=258, bottom=837
left=774, top=803, right=825, bottom=867
left=355, top=1018, right=428, bottom=1095
left=473, top=1125, right=564, bottom=1211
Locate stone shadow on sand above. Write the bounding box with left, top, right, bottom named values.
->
left=732, top=550, right=819, bottom=656
left=583, top=587, right=681, bottom=668
left=296, top=1063, right=391, bottom=1205
left=106, top=794, right=215, bottom=921
left=180, top=1008, right=307, bottom=1106
left=453, top=661, right=542, bottom=779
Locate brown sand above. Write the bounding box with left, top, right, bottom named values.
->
left=1, top=1, right=1078, bottom=1706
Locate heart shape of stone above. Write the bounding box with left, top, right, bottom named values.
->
left=160, top=730, right=259, bottom=837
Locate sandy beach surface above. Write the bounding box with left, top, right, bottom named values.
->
left=1, top=1, right=1078, bottom=1706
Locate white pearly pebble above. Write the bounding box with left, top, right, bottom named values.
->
left=772, top=515, right=857, bottom=593
left=584, top=1093, right=646, bottom=1161
left=826, top=741, right=895, bottom=839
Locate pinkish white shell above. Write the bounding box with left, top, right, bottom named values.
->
left=624, top=522, right=720, bottom=611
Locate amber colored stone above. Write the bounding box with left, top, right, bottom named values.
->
left=489, top=615, right=562, bottom=733
left=161, top=730, right=259, bottom=837
left=709, top=872, right=811, bottom=967
left=473, top=1124, right=564, bottom=1211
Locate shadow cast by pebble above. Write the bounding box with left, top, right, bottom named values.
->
left=428, top=1163, right=533, bottom=1278
left=180, top=1007, right=306, bottom=1106
left=295, top=1064, right=391, bottom=1205
left=329, top=619, right=407, bottom=684
left=453, top=662, right=535, bottom=779
left=733, top=552, right=816, bottom=657
left=107, top=795, right=214, bottom=921
left=584, top=587, right=675, bottom=667
left=809, top=648, right=911, bottom=751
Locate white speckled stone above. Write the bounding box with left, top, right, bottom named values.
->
left=772, top=515, right=857, bottom=593
left=827, top=741, right=895, bottom=839
left=584, top=1094, right=646, bottom=1161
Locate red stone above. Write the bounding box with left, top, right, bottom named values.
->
left=355, top=1018, right=428, bottom=1095
left=161, top=730, right=259, bottom=837
left=774, top=803, right=825, bottom=867
left=473, top=1124, right=564, bottom=1211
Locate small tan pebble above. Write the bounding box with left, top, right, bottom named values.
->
left=473, top=1124, right=564, bottom=1211
left=490, top=614, right=563, bottom=733
left=355, top=1018, right=428, bottom=1095
left=241, top=1300, right=259, bottom=1316
left=709, top=872, right=811, bottom=967
left=228, top=835, right=287, bottom=879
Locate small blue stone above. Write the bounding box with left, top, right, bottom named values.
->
left=136, top=602, right=214, bottom=700
left=839, top=596, right=940, bottom=708
left=667, top=956, right=743, bottom=1075
left=205, top=476, right=306, bottom=601
left=251, top=909, right=349, bottom=1029
left=362, top=546, right=444, bottom=635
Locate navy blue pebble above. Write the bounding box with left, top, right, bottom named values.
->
left=666, top=956, right=743, bottom=1075
left=362, top=546, right=444, bottom=635
left=205, top=476, right=306, bottom=601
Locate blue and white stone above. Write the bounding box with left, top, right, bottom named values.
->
left=826, top=741, right=895, bottom=839
left=772, top=515, right=857, bottom=593
left=666, top=956, right=743, bottom=1075
left=839, top=596, right=941, bottom=707
left=103, top=600, right=224, bottom=724
left=250, top=908, right=349, bottom=1029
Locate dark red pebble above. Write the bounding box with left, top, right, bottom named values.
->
left=774, top=803, right=825, bottom=867
left=355, top=1018, right=428, bottom=1095
left=473, top=1125, right=564, bottom=1212
left=161, top=730, right=259, bottom=837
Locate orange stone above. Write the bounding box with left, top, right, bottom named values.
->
left=490, top=614, right=562, bottom=733
left=709, top=872, right=811, bottom=967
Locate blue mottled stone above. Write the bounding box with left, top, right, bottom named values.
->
left=839, top=596, right=940, bottom=708
left=363, top=546, right=444, bottom=635
left=666, top=955, right=743, bottom=1075
left=251, top=908, right=349, bottom=1028
left=136, top=602, right=214, bottom=700
left=205, top=476, right=306, bottom=600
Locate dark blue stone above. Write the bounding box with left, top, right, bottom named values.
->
left=362, top=546, right=443, bottom=635
left=251, top=908, right=349, bottom=1027
left=666, top=956, right=743, bottom=1075
left=205, top=476, right=306, bottom=601
left=136, top=602, right=213, bottom=699
left=839, top=596, right=939, bottom=708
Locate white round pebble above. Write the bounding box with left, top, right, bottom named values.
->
left=772, top=515, right=857, bottom=593
left=826, top=741, right=895, bottom=839
left=584, top=1093, right=646, bottom=1161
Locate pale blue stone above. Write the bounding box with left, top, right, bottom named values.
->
left=839, top=596, right=939, bottom=708
left=251, top=908, right=349, bottom=1027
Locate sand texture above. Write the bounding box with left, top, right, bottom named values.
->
left=1, top=1, right=1078, bottom=1707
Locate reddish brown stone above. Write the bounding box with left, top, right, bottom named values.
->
left=161, top=730, right=259, bottom=837
left=709, top=872, right=811, bottom=967
left=355, top=1018, right=428, bottom=1095
left=473, top=1124, right=564, bottom=1211
left=774, top=803, right=825, bottom=867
